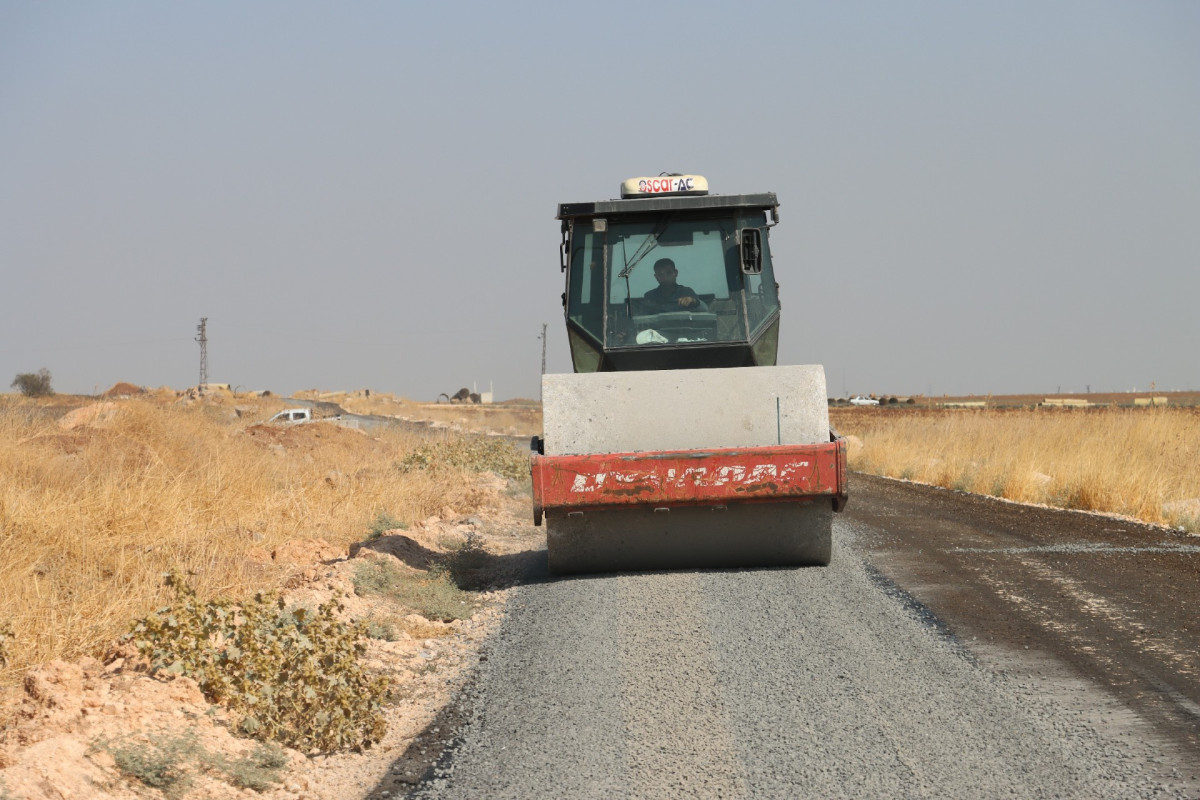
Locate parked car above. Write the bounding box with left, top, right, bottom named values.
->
left=849, top=396, right=879, bottom=406
left=267, top=408, right=313, bottom=424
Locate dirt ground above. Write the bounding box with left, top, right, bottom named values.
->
left=0, top=405, right=545, bottom=800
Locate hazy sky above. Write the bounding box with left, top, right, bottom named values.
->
left=2, top=2, right=1197, bottom=400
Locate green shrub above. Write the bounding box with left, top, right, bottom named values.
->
left=10, top=368, right=53, bottom=397
left=444, top=531, right=495, bottom=590
left=363, top=615, right=401, bottom=641
left=126, top=571, right=387, bottom=754
left=352, top=558, right=474, bottom=622
left=101, top=734, right=196, bottom=797
left=98, top=732, right=287, bottom=796
left=367, top=509, right=406, bottom=540
left=211, top=741, right=289, bottom=792
left=397, top=434, right=527, bottom=482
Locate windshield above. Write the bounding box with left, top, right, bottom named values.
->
left=611, top=218, right=730, bottom=307
left=591, top=214, right=777, bottom=349
left=565, top=212, right=779, bottom=353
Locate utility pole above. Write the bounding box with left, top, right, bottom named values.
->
left=195, top=317, right=208, bottom=394
left=538, top=322, right=548, bottom=404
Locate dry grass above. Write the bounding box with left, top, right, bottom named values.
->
left=0, top=394, right=508, bottom=688
left=399, top=403, right=541, bottom=437
left=832, top=407, right=1200, bottom=532
left=296, top=390, right=542, bottom=438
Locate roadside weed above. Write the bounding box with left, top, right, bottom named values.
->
left=126, top=570, right=388, bottom=754
left=209, top=741, right=289, bottom=792
left=97, top=732, right=287, bottom=796
left=364, top=616, right=400, bottom=641
left=99, top=733, right=198, bottom=797
left=367, top=509, right=407, bottom=540
left=397, top=434, right=527, bottom=482
left=353, top=559, right=474, bottom=622
left=443, top=531, right=495, bottom=590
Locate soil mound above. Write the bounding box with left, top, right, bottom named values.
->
left=101, top=382, right=144, bottom=398
left=242, top=421, right=367, bottom=453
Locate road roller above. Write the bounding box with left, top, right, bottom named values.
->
left=530, top=174, right=847, bottom=573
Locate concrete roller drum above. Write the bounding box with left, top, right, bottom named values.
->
left=538, top=366, right=835, bottom=574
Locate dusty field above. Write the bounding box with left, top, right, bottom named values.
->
left=834, top=389, right=1200, bottom=409
left=0, top=389, right=544, bottom=800
left=831, top=405, right=1200, bottom=532
left=0, top=390, right=527, bottom=684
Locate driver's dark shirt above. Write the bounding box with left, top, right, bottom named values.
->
left=643, top=283, right=702, bottom=313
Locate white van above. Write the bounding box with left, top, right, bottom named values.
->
left=267, top=408, right=313, bottom=424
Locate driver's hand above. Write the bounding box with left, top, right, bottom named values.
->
left=678, top=296, right=696, bottom=308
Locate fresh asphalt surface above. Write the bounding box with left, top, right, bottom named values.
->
left=406, top=490, right=1199, bottom=798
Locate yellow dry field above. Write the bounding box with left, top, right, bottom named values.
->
left=831, top=407, right=1200, bottom=532
left=0, top=393, right=518, bottom=688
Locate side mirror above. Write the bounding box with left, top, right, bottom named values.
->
left=560, top=220, right=570, bottom=272
left=740, top=228, right=763, bottom=274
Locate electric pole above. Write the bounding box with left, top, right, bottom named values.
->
left=195, top=317, right=208, bottom=393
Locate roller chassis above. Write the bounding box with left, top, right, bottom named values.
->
left=532, top=436, right=846, bottom=573
left=531, top=438, right=847, bottom=524
left=539, top=175, right=846, bottom=573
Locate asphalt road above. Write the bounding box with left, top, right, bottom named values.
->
left=401, top=475, right=1200, bottom=799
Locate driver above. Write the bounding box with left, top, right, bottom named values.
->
left=643, top=258, right=707, bottom=312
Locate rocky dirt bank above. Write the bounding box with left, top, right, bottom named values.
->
left=0, top=476, right=543, bottom=800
